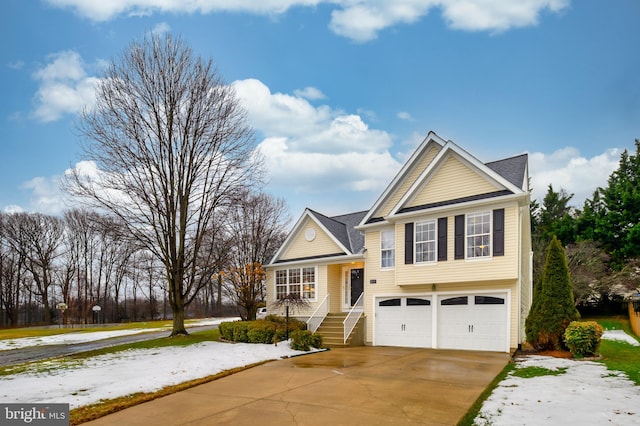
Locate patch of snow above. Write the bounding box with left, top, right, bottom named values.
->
left=602, top=330, right=640, bottom=346
left=0, top=317, right=239, bottom=351
left=475, top=355, right=640, bottom=425
left=0, top=340, right=318, bottom=408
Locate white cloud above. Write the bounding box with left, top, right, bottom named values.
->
left=8, top=60, right=24, bottom=70
left=46, top=0, right=570, bottom=42
left=3, top=205, right=24, bottom=214
left=151, top=22, right=171, bottom=35
left=397, top=111, right=414, bottom=121
left=21, top=175, right=67, bottom=215
left=232, top=78, right=401, bottom=213
left=294, top=86, right=326, bottom=100
left=528, top=146, right=621, bottom=208
left=233, top=79, right=391, bottom=154
left=32, top=51, right=100, bottom=122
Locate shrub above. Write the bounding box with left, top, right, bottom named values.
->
left=218, top=321, right=236, bottom=341
left=219, top=317, right=310, bottom=345
left=290, top=330, right=323, bottom=351
left=564, top=321, right=604, bottom=358
left=247, top=321, right=276, bottom=344
left=232, top=321, right=249, bottom=343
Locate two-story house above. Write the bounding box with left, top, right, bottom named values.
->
left=265, top=131, right=532, bottom=353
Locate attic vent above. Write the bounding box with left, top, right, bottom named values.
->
left=305, top=228, right=316, bottom=242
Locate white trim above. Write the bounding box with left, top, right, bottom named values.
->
left=388, top=141, right=525, bottom=218
left=359, top=131, right=447, bottom=226
left=268, top=209, right=353, bottom=265
left=269, top=253, right=364, bottom=269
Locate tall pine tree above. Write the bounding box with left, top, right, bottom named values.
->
left=526, top=236, right=580, bottom=350
left=593, top=140, right=640, bottom=267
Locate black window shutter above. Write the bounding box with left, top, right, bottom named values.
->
left=404, top=223, right=414, bottom=264
left=454, top=215, right=464, bottom=260
left=437, top=217, right=447, bottom=261
left=493, top=208, right=505, bottom=256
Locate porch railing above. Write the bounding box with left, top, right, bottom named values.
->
left=307, top=294, right=330, bottom=333
left=343, top=292, right=364, bottom=344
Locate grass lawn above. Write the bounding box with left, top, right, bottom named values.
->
left=594, top=316, right=640, bottom=385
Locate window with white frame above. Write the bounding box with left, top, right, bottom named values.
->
left=467, top=211, right=491, bottom=258
left=380, top=229, right=395, bottom=268
left=415, top=220, right=436, bottom=263
left=275, top=267, right=316, bottom=300
left=288, top=268, right=301, bottom=298
left=302, top=267, right=316, bottom=299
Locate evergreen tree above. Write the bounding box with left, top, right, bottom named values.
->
left=525, top=236, right=580, bottom=350
left=593, top=140, right=640, bottom=268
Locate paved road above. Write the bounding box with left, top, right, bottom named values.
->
left=0, top=324, right=219, bottom=367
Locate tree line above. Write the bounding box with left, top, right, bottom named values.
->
left=0, top=191, right=288, bottom=328
left=531, top=139, right=640, bottom=314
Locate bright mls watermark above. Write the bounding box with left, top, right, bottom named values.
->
left=1, top=404, right=68, bottom=425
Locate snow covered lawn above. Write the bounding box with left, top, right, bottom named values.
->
left=475, top=331, right=640, bottom=425
left=0, top=340, right=318, bottom=409
left=0, top=317, right=319, bottom=409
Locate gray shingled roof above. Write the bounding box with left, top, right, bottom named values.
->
left=485, top=153, right=528, bottom=189
left=309, top=209, right=367, bottom=255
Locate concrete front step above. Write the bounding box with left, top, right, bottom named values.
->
left=315, top=313, right=364, bottom=348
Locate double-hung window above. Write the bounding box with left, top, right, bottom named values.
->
left=415, top=220, right=436, bottom=263
left=302, top=267, right=316, bottom=299
left=380, top=229, right=395, bottom=268
left=275, top=267, right=316, bottom=300
left=467, top=211, right=491, bottom=258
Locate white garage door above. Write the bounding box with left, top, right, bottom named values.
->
left=437, top=294, right=508, bottom=352
left=375, top=297, right=431, bottom=348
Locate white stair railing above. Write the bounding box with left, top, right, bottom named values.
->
left=307, top=294, right=330, bottom=333
left=343, top=292, right=364, bottom=344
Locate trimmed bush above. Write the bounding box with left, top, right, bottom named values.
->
left=564, top=321, right=604, bottom=358
left=290, top=330, right=323, bottom=351
left=232, top=321, right=249, bottom=342
left=247, top=321, right=276, bottom=344
left=218, top=316, right=308, bottom=344
left=218, top=321, right=235, bottom=341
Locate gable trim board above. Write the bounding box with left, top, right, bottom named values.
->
left=388, top=142, right=524, bottom=220
left=266, top=131, right=532, bottom=353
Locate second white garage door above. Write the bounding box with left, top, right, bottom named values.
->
left=375, top=296, right=432, bottom=348
left=437, top=293, right=508, bottom=352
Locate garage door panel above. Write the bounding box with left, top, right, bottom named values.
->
left=437, top=292, right=508, bottom=352
left=375, top=297, right=431, bottom=348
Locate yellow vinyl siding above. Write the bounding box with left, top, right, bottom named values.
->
left=372, top=145, right=441, bottom=218
left=392, top=205, right=519, bottom=285
left=280, top=218, right=344, bottom=260
left=408, top=155, right=500, bottom=208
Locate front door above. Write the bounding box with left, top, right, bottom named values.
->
left=350, top=269, right=364, bottom=305
left=342, top=267, right=365, bottom=310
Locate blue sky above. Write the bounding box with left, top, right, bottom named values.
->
left=1, top=1, right=639, bottom=221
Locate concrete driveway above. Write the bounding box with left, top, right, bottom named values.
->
left=85, top=347, right=511, bottom=425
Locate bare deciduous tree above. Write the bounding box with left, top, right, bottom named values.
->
left=223, top=191, right=289, bottom=320
left=66, top=33, right=260, bottom=335
left=4, top=213, right=64, bottom=324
